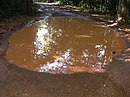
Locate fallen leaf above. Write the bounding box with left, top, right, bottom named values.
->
left=53, top=55, right=64, bottom=59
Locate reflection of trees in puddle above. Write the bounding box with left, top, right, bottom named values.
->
left=5, top=17, right=126, bottom=74
left=33, top=17, right=125, bottom=74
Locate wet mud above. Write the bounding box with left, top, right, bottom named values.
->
left=0, top=2, right=130, bottom=97
left=6, top=17, right=126, bottom=74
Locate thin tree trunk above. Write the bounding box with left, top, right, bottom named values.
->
left=116, top=0, right=129, bottom=24
left=19, top=0, right=33, bottom=15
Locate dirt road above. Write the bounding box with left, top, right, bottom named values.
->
left=0, top=3, right=130, bottom=97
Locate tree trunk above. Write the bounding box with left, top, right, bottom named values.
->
left=18, top=0, right=33, bottom=15
left=116, top=0, right=129, bottom=24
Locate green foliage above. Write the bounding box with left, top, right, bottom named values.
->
left=57, top=0, right=118, bottom=14
left=33, top=0, right=46, bottom=2
left=33, top=0, right=55, bottom=2
left=57, top=0, right=70, bottom=5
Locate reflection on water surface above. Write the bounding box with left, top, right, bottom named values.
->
left=6, top=17, right=126, bottom=74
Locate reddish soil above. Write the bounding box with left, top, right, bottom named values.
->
left=0, top=3, right=130, bottom=97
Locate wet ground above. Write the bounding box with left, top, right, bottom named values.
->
left=0, top=2, right=130, bottom=97
left=6, top=17, right=126, bottom=74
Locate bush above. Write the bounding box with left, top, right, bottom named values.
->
left=57, top=0, right=118, bottom=14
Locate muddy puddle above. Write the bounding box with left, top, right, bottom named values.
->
left=5, top=17, right=126, bottom=74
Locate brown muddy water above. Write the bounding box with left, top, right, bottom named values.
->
left=5, top=17, right=126, bottom=74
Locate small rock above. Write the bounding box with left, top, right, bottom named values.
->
left=0, top=48, right=2, bottom=51
left=112, top=51, right=116, bottom=54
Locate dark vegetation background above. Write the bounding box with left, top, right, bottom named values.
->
left=0, top=0, right=33, bottom=18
